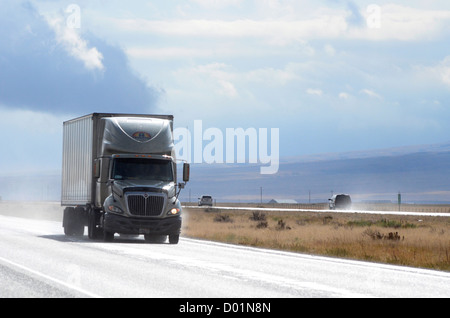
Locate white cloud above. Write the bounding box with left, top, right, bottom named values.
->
left=413, top=56, right=450, bottom=89
left=361, top=89, right=382, bottom=100
left=324, top=44, right=336, bottom=56
left=245, top=65, right=300, bottom=86
left=339, top=92, right=350, bottom=99
left=218, top=80, right=238, bottom=98
left=111, top=17, right=348, bottom=44
left=306, top=88, right=323, bottom=96
left=189, top=0, right=243, bottom=9
left=353, top=4, right=450, bottom=41
left=437, top=56, right=450, bottom=87
left=110, top=4, right=450, bottom=44
left=127, top=47, right=214, bottom=59
left=174, top=63, right=239, bottom=99
left=173, top=62, right=302, bottom=100
left=0, top=1, right=160, bottom=115
left=47, top=17, right=104, bottom=71
left=126, top=45, right=263, bottom=60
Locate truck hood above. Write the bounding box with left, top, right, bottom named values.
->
left=112, top=180, right=176, bottom=197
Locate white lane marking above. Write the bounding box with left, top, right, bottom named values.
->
left=0, top=256, right=101, bottom=298
left=185, top=206, right=450, bottom=217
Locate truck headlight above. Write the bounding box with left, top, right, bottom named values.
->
left=108, top=205, right=124, bottom=214
left=168, top=208, right=180, bottom=215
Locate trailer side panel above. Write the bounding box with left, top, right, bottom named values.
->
left=61, top=115, right=94, bottom=205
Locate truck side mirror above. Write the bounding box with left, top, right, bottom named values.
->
left=183, top=163, right=190, bottom=182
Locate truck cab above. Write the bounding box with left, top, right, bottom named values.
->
left=102, top=154, right=186, bottom=243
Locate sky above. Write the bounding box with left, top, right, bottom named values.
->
left=1, top=0, right=450, bottom=175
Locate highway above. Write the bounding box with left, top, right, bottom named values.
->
left=0, top=214, right=449, bottom=298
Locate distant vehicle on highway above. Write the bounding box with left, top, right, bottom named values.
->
left=198, top=195, right=213, bottom=206
left=328, top=194, right=352, bottom=210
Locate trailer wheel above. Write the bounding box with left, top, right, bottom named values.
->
left=63, top=207, right=74, bottom=236
left=63, top=207, right=85, bottom=236
left=168, top=234, right=179, bottom=244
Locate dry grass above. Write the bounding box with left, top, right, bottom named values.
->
left=182, top=208, right=450, bottom=271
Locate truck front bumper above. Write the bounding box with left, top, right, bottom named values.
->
left=104, top=213, right=182, bottom=235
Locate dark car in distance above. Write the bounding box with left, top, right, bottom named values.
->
left=328, top=194, right=352, bottom=210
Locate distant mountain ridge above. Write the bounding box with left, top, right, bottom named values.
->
left=281, top=141, right=450, bottom=163
left=184, top=141, right=450, bottom=204
left=1, top=142, right=450, bottom=203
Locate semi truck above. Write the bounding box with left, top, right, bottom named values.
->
left=61, top=113, right=189, bottom=243
left=328, top=194, right=352, bottom=210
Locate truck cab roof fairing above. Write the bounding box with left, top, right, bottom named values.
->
left=101, top=117, right=174, bottom=156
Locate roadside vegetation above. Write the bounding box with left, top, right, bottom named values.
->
left=182, top=208, right=450, bottom=271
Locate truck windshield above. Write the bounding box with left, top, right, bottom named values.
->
left=112, top=158, right=173, bottom=182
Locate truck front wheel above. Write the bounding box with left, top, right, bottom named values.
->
left=88, top=209, right=103, bottom=240
left=169, top=234, right=179, bottom=244
left=103, top=231, right=114, bottom=242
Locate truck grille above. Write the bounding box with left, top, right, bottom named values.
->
left=127, top=194, right=165, bottom=217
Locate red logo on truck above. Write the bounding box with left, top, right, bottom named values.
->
left=132, top=132, right=151, bottom=141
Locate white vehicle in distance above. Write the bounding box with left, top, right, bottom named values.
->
left=198, top=195, right=213, bottom=206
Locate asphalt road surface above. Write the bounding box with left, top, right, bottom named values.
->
left=0, top=215, right=449, bottom=298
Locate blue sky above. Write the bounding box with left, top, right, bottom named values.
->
left=1, top=0, right=450, bottom=174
